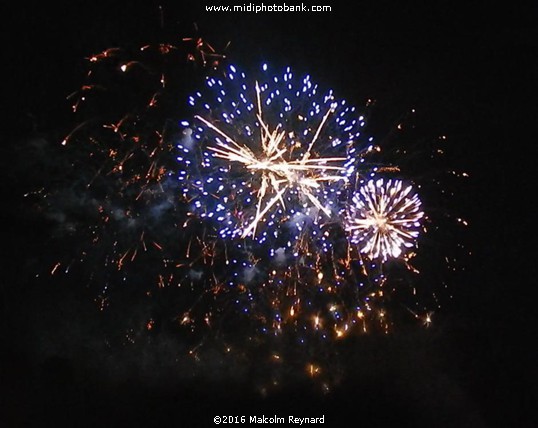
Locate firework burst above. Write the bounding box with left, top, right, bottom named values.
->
left=346, top=178, right=424, bottom=260
left=178, top=64, right=377, bottom=242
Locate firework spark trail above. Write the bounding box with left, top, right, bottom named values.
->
left=34, top=36, right=234, bottom=316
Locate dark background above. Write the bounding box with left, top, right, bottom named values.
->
left=2, top=1, right=536, bottom=427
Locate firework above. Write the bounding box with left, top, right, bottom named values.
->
left=178, top=64, right=377, bottom=242
left=26, top=26, right=467, bottom=393
left=172, top=64, right=425, bottom=342
left=345, top=178, right=424, bottom=260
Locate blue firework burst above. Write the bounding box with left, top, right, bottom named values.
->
left=177, top=64, right=373, bottom=244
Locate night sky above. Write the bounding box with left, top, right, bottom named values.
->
left=2, top=2, right=537, bottom=427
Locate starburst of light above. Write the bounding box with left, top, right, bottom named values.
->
left=178, top=64, right=373, bottom=241
left=345, top=178, right=424, bottom=260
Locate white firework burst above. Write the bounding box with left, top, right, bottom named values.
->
left=345, top=178, right=424, bottom=260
